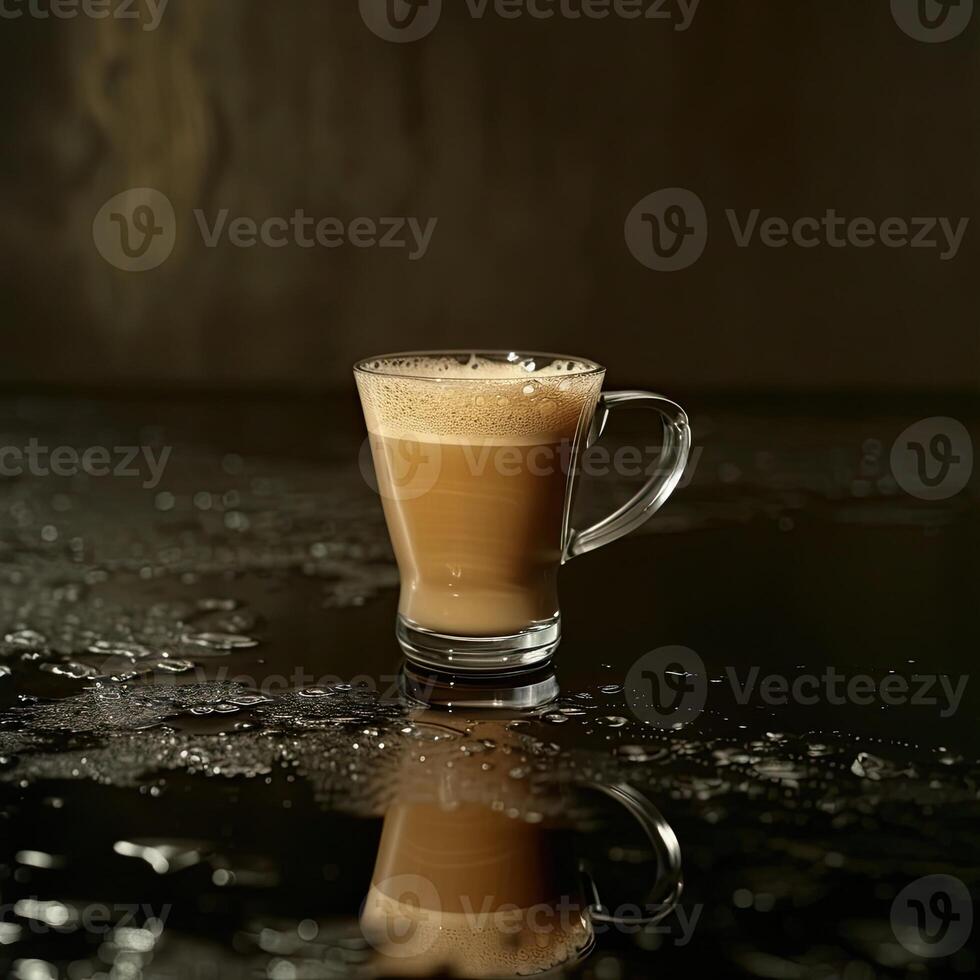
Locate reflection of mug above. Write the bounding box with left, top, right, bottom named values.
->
left=355, top=351, right=691, bottom=672
left=363, top=801, right=594, bottom=975
left=360, top=716, right=682, bottom=977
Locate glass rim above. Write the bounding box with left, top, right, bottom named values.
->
left=353, top=349, right=606, bottom=381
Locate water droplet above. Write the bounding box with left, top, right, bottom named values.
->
left=5, top=629, right=46, bottom=648
left=599, top=684, right=623, bottom=695
left=40, top=662, right=98, bottom=679
left=151, top=659, right=194, bottom=674
left=196, top=598, right=238, bottom=612
left=597, top=716, right=628, bottom=728
left=87, top=641, right=154, bottom=661
left=753, top=760, right=806, bottom=782
left=298, top=687, right=334, bottom=698
left=543, top=712, right=569, bottom=725
left=182, top=632, right=258, bottom=650
left=617, top=744, right=668, bottom=763
left=851, top=752, right=912, bottom=781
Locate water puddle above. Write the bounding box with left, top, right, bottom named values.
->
left=0, top=400, right=976, bottom=979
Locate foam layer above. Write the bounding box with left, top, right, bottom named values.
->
left=361, top=884, right=592, bottom=977
left=355, top=354, right=604, bottom=441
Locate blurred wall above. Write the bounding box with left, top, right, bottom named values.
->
left=0, top=0, right=977, bottom=391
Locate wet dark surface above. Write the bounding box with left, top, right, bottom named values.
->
left=0, top=392, right=977, bottom=979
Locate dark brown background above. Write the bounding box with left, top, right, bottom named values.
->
left=0, top=0, right=976, bottom=392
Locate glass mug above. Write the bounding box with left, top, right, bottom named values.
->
left=355, top=350, right=691, bottom=672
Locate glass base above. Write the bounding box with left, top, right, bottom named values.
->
left=396, top=614, right=560, bottom=673
left=398, top=662, right=560, bottom=711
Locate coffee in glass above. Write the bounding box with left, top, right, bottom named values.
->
left=355, top=351, right=689, bottom=671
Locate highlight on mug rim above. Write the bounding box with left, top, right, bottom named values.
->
left=353, top=350, right=606, bottom=382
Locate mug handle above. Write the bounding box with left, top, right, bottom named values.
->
left=580, top=782, right=683, bottom=927
left=564, top=391, right=691, bottom=560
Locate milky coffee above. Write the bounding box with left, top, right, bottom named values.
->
left=362, top=800, right=592, bottom=976
left=356, top=356, right=603, bottom=637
